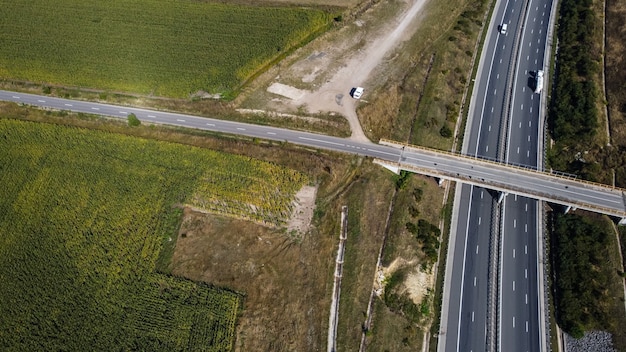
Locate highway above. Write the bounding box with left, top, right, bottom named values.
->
left=439, top=0, right=525, bottom=349
left=499, top=0, right=553, bottom=350
left=439, top=0, right=553, bottom=349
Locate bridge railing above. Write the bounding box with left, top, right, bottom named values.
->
left=379, top=139, right=625, bottom=193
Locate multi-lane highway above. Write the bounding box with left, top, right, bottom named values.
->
left=500, top=0, right=553, bottom=350
left=439, top=0, right=555, bottom=349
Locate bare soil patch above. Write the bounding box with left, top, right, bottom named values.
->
left=239, top=0, right=430, bottom=142
left=287, top=185, right=318, bottom=236
left=171, top=208, right=335, bottom=352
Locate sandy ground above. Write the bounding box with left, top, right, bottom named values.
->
left=286, top=185, right=318, bottom=236
left=262, top=0, right=429, bottom=142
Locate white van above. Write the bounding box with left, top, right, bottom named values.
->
left=500, top=23, right=508, bottom=34
left=351, top=87, right=364, bottom=99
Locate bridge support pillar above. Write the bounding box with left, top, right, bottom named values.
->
left=497, top=192, right=508, bottom=204
left=564, top=206, right=577, bottom=214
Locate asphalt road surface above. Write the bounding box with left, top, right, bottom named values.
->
left=1, top=90, right=624, bottom=215
left=499, top=0, right=553, bottom=350
left=439, top=0, right=553, bottom=349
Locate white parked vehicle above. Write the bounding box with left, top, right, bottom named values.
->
left=350, top=87, right=364, bottom=99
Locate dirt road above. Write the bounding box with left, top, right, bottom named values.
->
left=266, top=0, right=429, bottom=142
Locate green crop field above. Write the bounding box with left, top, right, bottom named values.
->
left=0, top=0, right=333, bottom=98
left=0, top=119, right=306, bottom=350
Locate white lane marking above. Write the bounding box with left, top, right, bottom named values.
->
left=64, top=104, right=72, bottom=106
left=534, top=17, right=536, bottom=22
left=538, top=38, right=541, bottom=44
left=525, top=245, right=528, bottom=254
left=513, top=281, right=516, bottom=291
left=91, top=107, right=99, bottom=110
left=536, top=5, right=538, bottom=10
left=37, top=99, right=46, bottom=102
left=494, top=89, right=497, bottom=95
left=517, top=147, right=520, bottom=154
left=267, top=132, right=276, bottom=135
left=527, top=150, right=530, bottom=158
left=528, top=135, right=531, bottom=142
left=476, top=245, right=479, bottom=254
left=472, top=311, right=475, bottom=322
left=523, top=86, right=526, bottom=92
left=525, top=203, right=528, bottom=211
left=526, top=294, right=528, bottom=304
left=530, top=107, right=533, bottom=113
left=491, top=107, right=494, bottom=113
left=539, top=29, right=543, bottom=34
left=513, top=316, right=516, bottom=328
left=536, top=48, right=539, bottom=53
left=206, top=123, right=215, bottom=126
left=526, top=321, right=529, bottom=333
left=529, top=120, right=532, bottom=127
left=502, top=45, right=506, bottom=50
left=119, top=111, right=127, bottom=114
left=147, top=115, right=155, bottom=118
left=519, top=122, right=522, bottom=128
left=525, top=268, right=528, bottom=278
left=535, top=59, right=538, bottom=64
left=481, top=190, right=484, bottom=199
left=176, top=119, right=185, bottom=122
left=531, top=94, right=534, bottom=100
left=236, top=128, right=245, bottom=131
left=521, top=104, right=524, bottom=110
left=525, top=224, right=528, bottom=233
left=489, top=125, right=492, bottom=132
left=531, top=29, right=534, bottom=34
left=527, top=55, right=530, bottom=60
left=497, top=73, right=500, bottom=79
left=486, top=145, right=489, bottom=152
left=513, top=248, right=516, bottom=258
left=541, top=20, right=544, bottom=24
left=500, top=58, right=503, bottom=63
left=478, top=217, right=482, bottom=225
left=474, top=277, right=477, bottom=286
left=12, top=96, right=20, bottom=99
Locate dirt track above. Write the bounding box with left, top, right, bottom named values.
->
left=265, top=0, right=429, bottom=142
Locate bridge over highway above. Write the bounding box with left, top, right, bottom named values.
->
left=377, top=139, right=626, bottom=220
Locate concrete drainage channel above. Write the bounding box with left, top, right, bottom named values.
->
left=328, top=206, right=349, bottom=352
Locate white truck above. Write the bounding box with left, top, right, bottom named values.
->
left=534, top=70, right=544, bottom=94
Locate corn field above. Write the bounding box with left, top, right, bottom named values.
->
left=0, top=119, right=306, bottom=350
left=0, top=0, right=333, bottom=98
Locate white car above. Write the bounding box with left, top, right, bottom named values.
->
left=500, top=23, right=508, bottom=34
left=351, top=87, right=364, bottom=99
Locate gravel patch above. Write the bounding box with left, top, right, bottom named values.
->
left=564, top=330, right=617, bottom=352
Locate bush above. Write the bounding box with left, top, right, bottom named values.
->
left=127, top=113, right=141, bottom=127
left=440, top=124, right=453, bottom=138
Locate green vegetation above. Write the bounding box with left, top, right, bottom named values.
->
left=0, top=0, right=333, bottom=98
left=383, top=269, right=430, bottom=323
left=549, top=213, right=622, bottom=338
left=547, top=0, right=600, bottom=174
left=128, top=113, right=141, bottom=127
left=0, top=118, right=307, bottom=350
left=405, top=219, right=441, bottom=265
